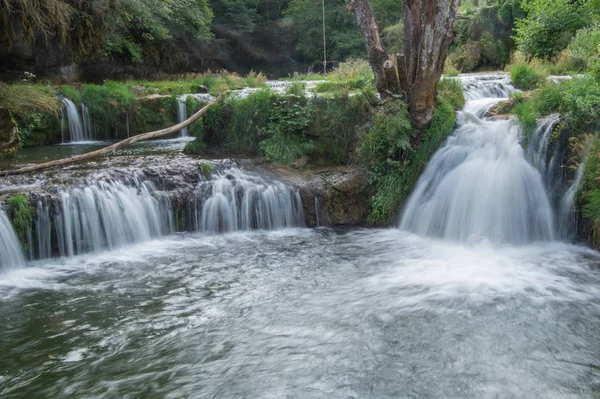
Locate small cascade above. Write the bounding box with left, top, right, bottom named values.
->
left=314, top=196, right=321, bottom=227
left=559, top=161, right=586, bottom=237
left=0, top=207, right=26, bottom=270
left=191, top=168, right=305, bottom=233
left=81, top=104, right=93, bottom=140
left=36, top=179, right=174, bottom=258
left=399, top=76, right=555, bottom=245
left=30, top=167, right=305, bottom=259
left=177, top=94, right=215, bottom=137
left=527, top=114, right=563, bottom=189
left=61, top=98, right=87, bottom=142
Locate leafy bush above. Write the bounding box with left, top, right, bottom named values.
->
left=532, top=82, right=562, bottom=115
left=226, top=89, right=275, bottom=153
left=510, top=63, right=545, bottom=90
left=562, top=76, right=600, bottom=129
left=579, top=138, right=600, bottom=247
left=567, top=23, right=600, bottom=70
left=81, top=81, right=136, bottom=138
left=514, top=0, right=588, bottom=59
left=361, top=99, right=458, bottom=225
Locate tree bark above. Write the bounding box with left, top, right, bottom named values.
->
left=350, top=0, right=459, bottom=131
left=1, top=92, right=226, bottom=176
left=348, top=0, right=392, bottom=97
left=398, top=0, right=459, bottom=131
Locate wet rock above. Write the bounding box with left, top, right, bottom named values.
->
left=197, top=85, right=210, bottom=94
left=0, top=107, right=20, bottom=158
left=292, top=156, right=309, bottom=169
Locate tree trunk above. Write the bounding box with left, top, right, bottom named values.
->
left=398, top=0, right=459, bottom=131
left=350, top=0, right=459, bottom=131
left=1, top=93, right=226, bottom=176
left=348, top=0, right=391, bottom=97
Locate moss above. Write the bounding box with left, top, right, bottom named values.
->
left=183, top=137, right=206, bottom=155
left=197, top=162, right=214, bottom=180
left=7, top=194, right=33, bottom=255
left=362, top=97, right=459, bottom=225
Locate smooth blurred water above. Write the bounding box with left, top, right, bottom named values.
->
left=400, top=76, right=556, bottom=244
left=0, top=228, right=599, bottom=398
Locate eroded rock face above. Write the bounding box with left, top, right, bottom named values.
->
left=0, top=107, right=19, bottom=158
left=240, top=160, right=370, bottom=227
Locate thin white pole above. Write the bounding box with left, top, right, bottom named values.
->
left=322, top=0, right=327, bottom=75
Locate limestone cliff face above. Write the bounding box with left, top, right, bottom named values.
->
left=0, top=107, right=20, bottom=158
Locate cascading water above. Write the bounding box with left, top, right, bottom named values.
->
left=36, top=178, right=174, bottom=258
left=32, top=167, right=304, bottom=259
left=399, top=76, right=556, bottom=244
left=190, top=168, right=305, bottom=233
left=177, top=94, right=215, bottom=137
left=61, top=98, right=87, bottom=142
left=0, top=207, right=26, bottom=270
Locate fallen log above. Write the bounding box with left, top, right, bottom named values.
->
left=1, top=92, right=226, bottom=176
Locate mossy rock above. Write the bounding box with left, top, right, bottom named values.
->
left=0, top=107, right=20, bottom=157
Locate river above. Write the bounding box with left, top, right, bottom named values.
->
left=0, top=75, right=599, bottom=398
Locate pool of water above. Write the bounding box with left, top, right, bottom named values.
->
left=0, top=138, right=193, bottom=170
left=1, top=228, right=599, bottom=398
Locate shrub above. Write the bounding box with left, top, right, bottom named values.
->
left=562, top=76, right=600, bottom=130
left=362, top=99, right=457, bottom=225
left=226, top=89, right=275, bottom=153
left=510, top=63, right=545, bottom=90
left=443, top=59, right=461, bottom=77
left=532, top=82, right=562, bottom=115
left=567, top=22, right=600, bottom=70
left=81, top=81, right=135, bottom=138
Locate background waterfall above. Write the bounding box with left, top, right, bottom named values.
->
left=0, top=207, right=26, bottom=270
left=399, top=76, right=556, bottom=244
left=177, top=94, right=215, bottom=137
left=31, top=167, right=304, bottom=259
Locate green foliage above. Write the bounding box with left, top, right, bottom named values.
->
left=106, top=0, right=213, bottom=62
left=567, top=22, right=600, bottom=70
left=513, top=94, right=537, bottom=145
left=514, top=0, right=589, bottom=59
left=59, top=86, right=81, bottom=104
left=579, top=138, right=600, bottom=247
left=226, top=89, right=275, bottom=153
left=0, top=83, right=61, bottom=146
left=561, top=76, right=600, bottom=130
left=7, top=194, right=32, bottom=254
left=183, top=137, right=206, bottom=155
left=362, top=99, right=458, bottom=225
left=382, top=22, right=403, bottom=54
left=285, top=0, right=365, bottom=62
left=197, top=162, right=214, bottom=179
left=81, top=81, right=136, bottom=138
left=532, top=82, right=562, bottom=115
left=510, top=63, right=545, bottom=90
left=437, top=78, right=465, bottom=110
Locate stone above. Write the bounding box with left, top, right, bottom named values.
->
left=197, top=85, right=210, bottom=94
left=292, top=156, right=309, bottom=169
left=0, top=107, right=20, bottom=158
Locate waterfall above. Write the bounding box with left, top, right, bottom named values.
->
left=81, top=104, right=94, bottom=140
left=178, top=98, right=189, bottom=137
left=177, top=94, right=215, bottom=137
left=32, top=167, right=304, bottom=259
left=61, top=98, right=86, bottom=142
left=399, top=76, right=556, bottom=245
left=192, top=168, right=305, bottom=233
left=36, top=179, right=174, bottom=258
left=0, top=207, right=26, bottom=270
left=559, top=161, right=586, bottom=237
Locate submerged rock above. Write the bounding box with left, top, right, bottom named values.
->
left=0, top=107, right=19, bottom=158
